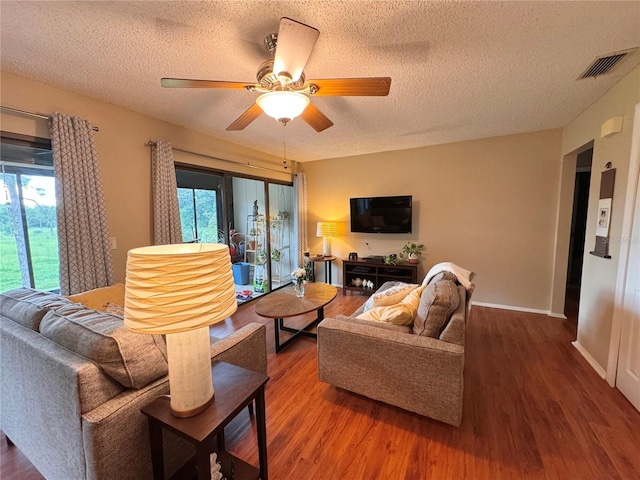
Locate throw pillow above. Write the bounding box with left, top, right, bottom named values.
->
left=362, top=282, right=419, bottom=312
left=413, top=279, right=459, bottom=338
left=40, top=303, right=168, bottom=389
left=357, top=303, right=415, bottom=325
left=357, top=286, right=424, bottom=325
left=66, top=283, right=125, bottom=312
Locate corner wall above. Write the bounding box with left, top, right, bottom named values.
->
left=300, top=129, right=563, bottom=311
left=0, top=71, right=288, bottom=282
left=558, top=65, right=640, bottom=374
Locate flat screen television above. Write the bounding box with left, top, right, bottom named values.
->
left=350, top=195, right=412, bottom=233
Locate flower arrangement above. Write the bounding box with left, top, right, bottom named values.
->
left=292, top=267, right=306, bottom=282
left=291, top=267, right=307, bottom=297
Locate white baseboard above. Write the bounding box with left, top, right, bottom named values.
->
left=472, top=301, right=565, bottom=318
left=548, top=312, right=568, bottom=319
left=572, top=341, right=607, bottom=379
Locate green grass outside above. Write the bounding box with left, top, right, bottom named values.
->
left=0, top=228, right=59, bottom=292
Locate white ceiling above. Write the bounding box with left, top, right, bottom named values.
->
left=1, top=1, right=639, bottom=162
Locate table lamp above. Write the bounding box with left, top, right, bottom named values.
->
left=124, top=243, right=237, bottom=418
left=316, top=222, right=337, bottom=257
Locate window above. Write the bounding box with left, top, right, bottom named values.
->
left=0, top=134, right=59, bottom=292
left=175, top=168, right=225, bottom=243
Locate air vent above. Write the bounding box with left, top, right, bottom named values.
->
left=578, top=48, right=636, bottom=79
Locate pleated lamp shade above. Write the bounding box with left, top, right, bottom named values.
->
left=316, top=222, right=337, bottom=256
left=124, top=243, right=237, bottom=417
left=124, top=243, right=237, bottom=334
left=316, top=222, right=338, bottom=238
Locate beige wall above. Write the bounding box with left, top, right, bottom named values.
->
left=301, top=129, right=563, bottom=311
left=558, top=65, right=640, bottom=372
left=1, top=71, right=289, bottom=282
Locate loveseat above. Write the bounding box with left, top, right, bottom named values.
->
left=317, top=264, right=474, bottom=426
left=0, top=286, right=267, bottom=480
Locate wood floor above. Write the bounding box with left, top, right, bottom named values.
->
left=2, top=291, right=639, bottom=480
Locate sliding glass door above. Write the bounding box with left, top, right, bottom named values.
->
left=174, top=164, right=294, bottom=304
left=268, top=183, right=294, bottom=288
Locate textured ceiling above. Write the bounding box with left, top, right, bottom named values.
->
left=1, top=1, right=639, bottom=162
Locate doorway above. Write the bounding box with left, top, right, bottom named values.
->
left=564, top=147, right=593, bottom=321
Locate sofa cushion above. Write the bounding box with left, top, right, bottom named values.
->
left=66, top=283, right=125, bottom=312
left=362, top=282, right=418, bottom=312
left=428, top=271, right=458, bottom=284
left=0, top=287, right=74, bottom=331
left=413, top=279, right=460, bottom=337
left=104, top=301, right=124, bottom=317
left=39, top=303, right=168, bottom=389
left=439, top=285, right=467, bottom=345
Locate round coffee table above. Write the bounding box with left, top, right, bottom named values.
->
left=255, top=283, right=337, bottom=353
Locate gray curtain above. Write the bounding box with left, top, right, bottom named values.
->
left=152, top=140, right=182, bottom=245
left=294, top=172, right=309, bottom=266
left=49, top=112, right=114, bottom=295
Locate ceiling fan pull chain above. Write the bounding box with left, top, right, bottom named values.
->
left=282, top=123, right=288, bottom=170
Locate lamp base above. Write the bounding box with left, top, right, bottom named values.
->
left=165, top=326, right=214, bottom=418
left=322, top=237, right=331, bottom=257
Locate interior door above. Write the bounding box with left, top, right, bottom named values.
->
left=615, top=107, right=640, bottom=411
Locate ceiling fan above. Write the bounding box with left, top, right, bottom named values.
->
left=161, top=17, right=391, bottom=132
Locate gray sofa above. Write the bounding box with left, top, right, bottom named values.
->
left=0, top=287, right=267, bottom=480
left=318, top=272, right=473, bottom=426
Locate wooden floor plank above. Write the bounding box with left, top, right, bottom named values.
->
left=2, top=292, right=639, bottom=480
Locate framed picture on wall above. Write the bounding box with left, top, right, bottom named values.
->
left=596, top=198, right=612, bottom=237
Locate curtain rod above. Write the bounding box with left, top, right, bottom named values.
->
left=146, top=141, right=291, bottom=177
left=1, top=105, right=99, bottom=132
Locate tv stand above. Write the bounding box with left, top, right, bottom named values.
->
left=342, top=259, right=418, bottom=296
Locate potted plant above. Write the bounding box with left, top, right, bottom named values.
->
left=271, top=248, right=281, bottom=262
left=303, top=262, right=314, bottom=281
left=401, top=242, right=425, bottom=264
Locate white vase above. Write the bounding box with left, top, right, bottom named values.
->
left=408, top=253, right=420, bottom=264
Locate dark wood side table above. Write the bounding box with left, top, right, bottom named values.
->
left=309, top=255, right=337, bottom=284
left=141, top=362, right=269, bottom=480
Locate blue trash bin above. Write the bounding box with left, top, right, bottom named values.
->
left=232, top=262, right=250, bottom=285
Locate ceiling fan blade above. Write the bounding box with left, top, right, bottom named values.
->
left=226, top=103, right=263, bottom=131
left=300, top=101, right=333, bottom=132
left=307, top=77, right=391, bottom=96
left=273, top=17, right=320, bottom=83
left=161, top=78, right=253, bottom=89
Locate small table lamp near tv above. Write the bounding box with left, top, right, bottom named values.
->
left=317, top=221, right=337, bottom=256
left=124, top=243, right=237, bottom=418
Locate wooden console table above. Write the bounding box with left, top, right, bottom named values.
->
left=342, top=259, right=418, bottom=295
left=141, top=362, right=269, bottom=480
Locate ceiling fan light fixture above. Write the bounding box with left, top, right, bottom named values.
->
left=256, top=91, right=310, bottom=123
